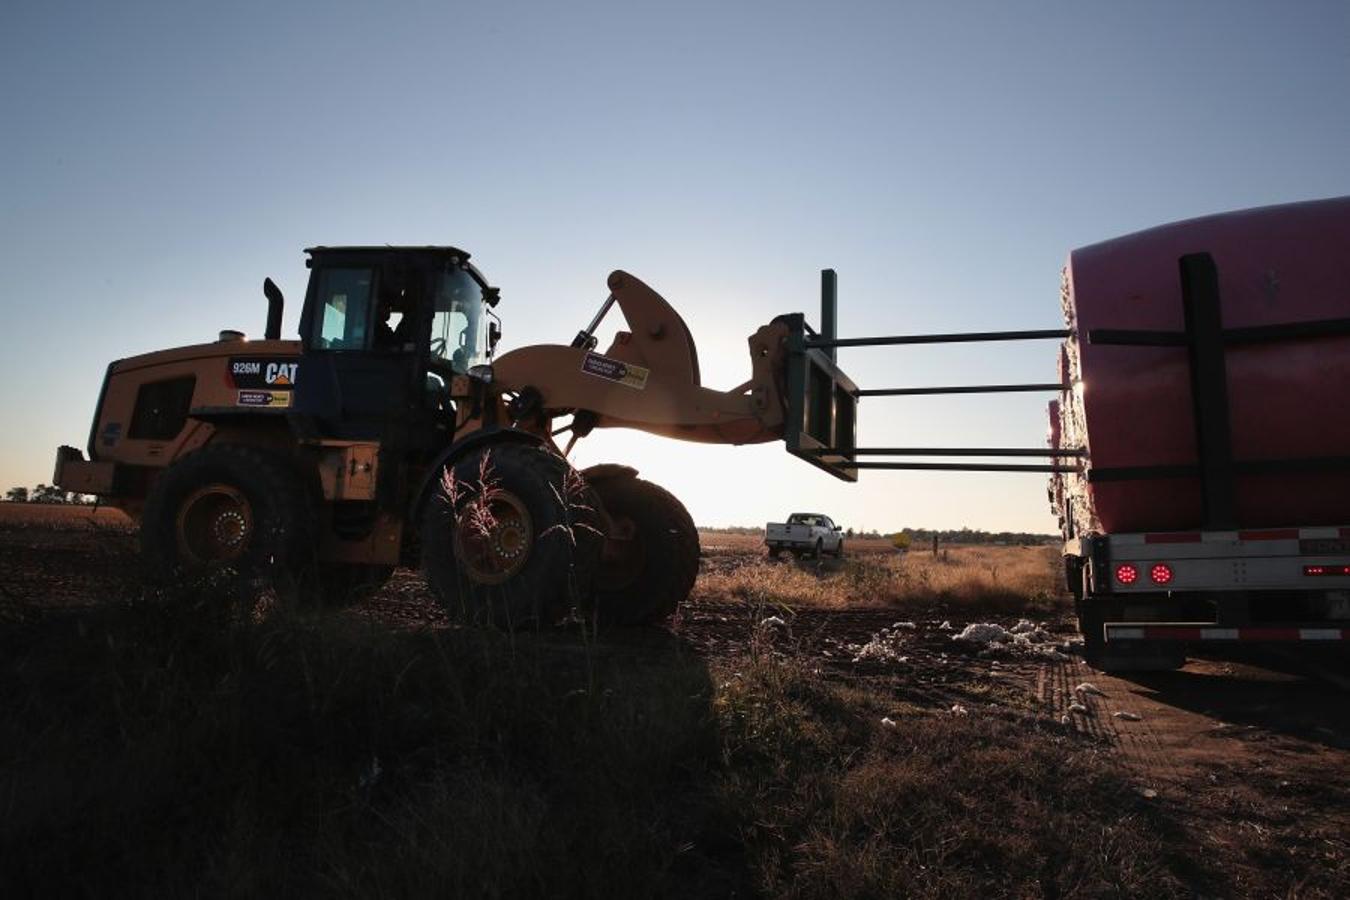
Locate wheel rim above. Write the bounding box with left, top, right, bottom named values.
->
left=175, top=483, right=255, bottom=565
left=453, top=490, right=535, bottom=585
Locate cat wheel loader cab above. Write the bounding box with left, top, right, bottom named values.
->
left=292, top=246, right=499, bottom=441
left=52, top=243, right=809, bottom=625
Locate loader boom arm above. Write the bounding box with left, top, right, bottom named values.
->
left=492, top=271, right=789, bottom=444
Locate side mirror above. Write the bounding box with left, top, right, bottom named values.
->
left=488, top=321, right=502, bottom=349
left=834, top=525, right=843, bottom=531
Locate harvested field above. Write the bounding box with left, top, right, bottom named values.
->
left=1, top=505, right=1347, bottom=897
left=696, top=533, right=1063, bottom=615
left=0, top=502, right=131, bottom=529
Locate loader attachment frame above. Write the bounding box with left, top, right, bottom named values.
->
left=780, top=311, right=859, bottom=482
left=783, top=268, right=1076, bottom=482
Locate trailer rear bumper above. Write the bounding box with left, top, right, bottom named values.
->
left=1105, top=623, right=1349, bottom=642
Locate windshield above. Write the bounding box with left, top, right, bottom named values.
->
left=431, top=265, right=490, bottom=373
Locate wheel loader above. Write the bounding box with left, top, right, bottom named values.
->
left=53, top=245, right=858, bottom=626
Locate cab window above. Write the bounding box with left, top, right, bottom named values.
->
left=431, top=265, right=489, bottom=373
left=311, top=268, right=375, bottom=350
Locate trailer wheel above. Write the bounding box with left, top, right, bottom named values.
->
left=589, top=477, right=699, bottom=626
left=768, top=545, right=781, bottom=559
left=141, top=445, right=309, bottom=582
left=1065, top=557, right=1085, bottom=602
left=1078, top=604, right=1107, bottom=667
left=421, top=443, right=601, bottom=630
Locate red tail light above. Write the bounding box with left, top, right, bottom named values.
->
left=1305, top=564, right=1350, bottom=576
left=1149, top=563, right=1174, bottom=585
left=1115, top=563, right=1139, bottom=585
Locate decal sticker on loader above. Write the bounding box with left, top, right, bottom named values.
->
left=237, top=390, right=292, bottom=408
left=230, top=357, right=299, bottom=390
left=580, top=352, right=649, bottom=390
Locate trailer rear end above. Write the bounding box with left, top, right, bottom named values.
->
left=1053, top=196, right=1350, bottom=669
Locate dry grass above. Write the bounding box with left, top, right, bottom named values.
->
left=0, top=590, right=728, bottom=897
left=713, top=653, right=1221, bottom=899
left=0, top=594, right=1250, bottom=899
left=0, top=503, right=131, bottom=530
left=697, top=544, right=1066, bottom=617
left=2, top=569, right=1340, bottom=896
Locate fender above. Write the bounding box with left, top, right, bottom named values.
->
left=409, top=426, right=549, bottom=526
left=579, top=463, right=639, bottom=484
left=577, top=463, right=640, bottom=534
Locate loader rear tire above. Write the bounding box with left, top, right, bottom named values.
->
left=421, top=443, right=602, bottom=630
left=589, top=477, right=699, bottom=626
left=141, top=445, right=309, bottom=583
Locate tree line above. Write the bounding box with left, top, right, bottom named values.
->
left=890, top=527, right=1058, bottom=546
left=701, top=524, right=1057, bottom=544
left=4, top=485, right=95, bottom=504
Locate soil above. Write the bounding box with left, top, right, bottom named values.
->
left=3, top=503, right=1347, bottom=890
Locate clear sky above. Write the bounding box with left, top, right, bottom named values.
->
left=2, top=1, right=1347, bottom=533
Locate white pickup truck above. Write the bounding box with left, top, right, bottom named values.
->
left=765, top=513, right=845, bottom=559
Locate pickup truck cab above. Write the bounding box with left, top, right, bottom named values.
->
left=765, top=513, right=844, bottom=559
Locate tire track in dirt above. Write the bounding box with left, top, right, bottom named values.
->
left=1036, top=651, right=1350, bottom=799
left=1037, top=656, right=1184, bottom=786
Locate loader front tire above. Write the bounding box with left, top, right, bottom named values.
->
left=589, top=477, right=699, bottom=626
left=141, top=445, right=309, bottom=583
left=421, top=443, right=601, bottom=630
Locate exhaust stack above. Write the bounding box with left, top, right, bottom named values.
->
left=263, top=278, right=284, bottom=340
